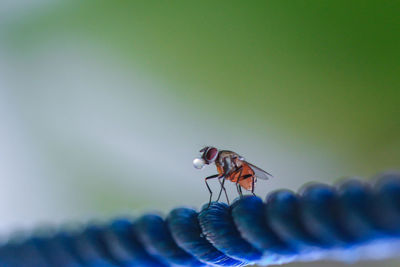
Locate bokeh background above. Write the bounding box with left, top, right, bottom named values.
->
left=1, top=1, right=399, bottom=266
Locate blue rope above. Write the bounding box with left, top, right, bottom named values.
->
left=1, top=171, right=400, bottom=266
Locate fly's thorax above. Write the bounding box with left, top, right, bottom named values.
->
left=215, top=151, right=237, bottom=176
left=216, top=150, right=238, bottom=161
left=233, top=157, right=244, bottom=167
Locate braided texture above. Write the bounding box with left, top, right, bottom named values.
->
left=1, top=172, right=400, bottom=266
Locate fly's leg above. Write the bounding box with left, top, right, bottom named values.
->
left=216, top=177, right=223, bottom=201
left=237, top=184, right=243, bottom=197
left=217, top=177, right=229, bottom=205
left=231, top=165, right=243, bottom=198
left=235, top=168, right=243, bottom=198
left=237, top=174, right=252, bottom=198
left=251, top=176, right=256, bottom=196
left=223, top=179, right=230, bottom=205
left=205, top=174, right=219, bottom=208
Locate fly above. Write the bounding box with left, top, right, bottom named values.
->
left=193, top=146, right=272, bottom=207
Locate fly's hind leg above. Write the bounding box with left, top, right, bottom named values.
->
left=205, top=174, right=219, bottom=208
left=239, top=174, right=253, bottom=197
left=235, top=168, right=243, bottom=198
left=251, top=176, right=256, bottom=196
left=237, top=183, right=243, bottom=197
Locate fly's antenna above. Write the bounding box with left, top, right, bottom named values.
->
left=2, top=172, right=400, bottom=266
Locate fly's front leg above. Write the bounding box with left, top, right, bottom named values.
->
left=205, top=174, right=219, bottom=208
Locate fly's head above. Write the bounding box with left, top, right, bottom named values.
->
left=193, top=146, right=219, bottom=169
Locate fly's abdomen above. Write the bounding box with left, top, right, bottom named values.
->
left=227, top=164, right=255, bottom=190
left=239, top=178, right=254, bottom=191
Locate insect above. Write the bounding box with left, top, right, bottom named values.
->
left=193, top=146, right=272, bottom=206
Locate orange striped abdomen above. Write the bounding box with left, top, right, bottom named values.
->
left=226, top=163, right=255, bottom=191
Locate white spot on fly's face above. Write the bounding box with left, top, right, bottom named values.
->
left=193, top=158, right=205, bottom=169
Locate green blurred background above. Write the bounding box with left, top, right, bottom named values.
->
left=0, top=1, right=399, bottom=266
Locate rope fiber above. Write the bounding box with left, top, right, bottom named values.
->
left=1, top=172, right=400, bottom=266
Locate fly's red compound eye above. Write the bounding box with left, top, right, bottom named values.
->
left=205, top=147, right=218, bottom=162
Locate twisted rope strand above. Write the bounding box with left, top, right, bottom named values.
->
left=1, top=172, right=400, bottom=267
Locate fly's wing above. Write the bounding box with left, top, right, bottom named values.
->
left=245, top=162, right=273, bottom=180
